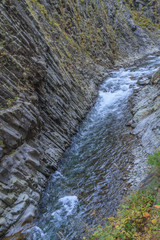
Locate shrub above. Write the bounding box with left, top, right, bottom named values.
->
left=89, top=152, right=160, bottom=240
left=148, top=151, right=160, bottom=170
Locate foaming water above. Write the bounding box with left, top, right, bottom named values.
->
left=52, top=196, right=78, bottom=218
left=26, top=54, right=160, bottom=240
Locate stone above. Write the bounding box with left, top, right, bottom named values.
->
left=0, top=147, right=3, bottom=158
left=152, top=67, right=160, bottom=84
left=0, top=217, right=7, bottom=234
left=137, top=78, right=150, bottom=85
left=101, top=88, right=107, bottom=92
left=21, top=204, right=36, bottom=226
left=131, top=76, right=160, bottom=154
left=11, top=201, right=27, bottom=215
left=15, top=193, right=29, bottom=205
left=0, top=192, right=16, bottom=206
left=125, top=120, right=133, bottom=126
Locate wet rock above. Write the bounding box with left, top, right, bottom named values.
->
left=131, top=68, right=160, bottom=154
left=137, top=78, right=150, bottom=85
left=151, top=67, right=160, bottom=84
left=127, top=65, right=160, bottom=189
left=21, top=204, right=36, bottom=225
left=0, top=192, right=17, bottom=206
left=0, top=146, right=3, bottom=158
left=125, top=120, right=133, bottom=126
left=101, top=88, right=107, bottom=92
left=11, top=202, right=27, bottom=216
left=0, top=218, right=7, bottom=235
left=16, top=193, right=30, bottom=205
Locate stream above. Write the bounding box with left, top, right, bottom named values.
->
left=26, top=54, right=160, bottom=240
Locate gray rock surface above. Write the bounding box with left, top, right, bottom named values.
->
left=127, top=67, right=160, bottom=188
left=132, top=85, right=160, bottom=153
left=152, top=67, right=160, bottom=84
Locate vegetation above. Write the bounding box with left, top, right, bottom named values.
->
left=89, top=152, right=160, bottom=240
left=125, top=0, right=160, bottom=30
left=6, top=97, right=17, bottom=107
left=0, top=140, right=4, bottom=147
left=148, top=151, right=160, bottom=171
left=25, top=0, right=118, bottom=75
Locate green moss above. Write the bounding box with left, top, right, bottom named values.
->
left=0, top=140, right=4, bottom=147
left=24, top=0, right=159, bottom=85
left=131, top=10, right=154, bottom=30
left=125, top=0, right=160, bottom=30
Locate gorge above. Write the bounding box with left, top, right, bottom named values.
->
left=26, top=54, right=160, bottom=240
left=0, top=0, right=160, bottom=239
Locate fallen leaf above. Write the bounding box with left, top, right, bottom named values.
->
left=152, top=219, right=157, bottom=224
left=154, top=205, right=160, bottom=209
left=1, top=51, right=6, bottom=56
left=91, top=211, right=96, bottom=215
left=143, top=213, right=150, bottom=218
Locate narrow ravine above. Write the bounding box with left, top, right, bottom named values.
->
left=26, top=54, right=160, bottom=240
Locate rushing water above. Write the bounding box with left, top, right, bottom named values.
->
left=26, top=54, right=160, bottom=240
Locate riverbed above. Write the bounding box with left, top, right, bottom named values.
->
left=26, top=54, right=160, bottom=240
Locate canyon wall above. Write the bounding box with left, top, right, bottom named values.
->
left=0, top=0, right=159, bottom=237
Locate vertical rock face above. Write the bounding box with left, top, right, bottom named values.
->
left=130, top=66, right=160, bottom=156
left=0, top=0, right=159, bottom=237
left=128, top=0, right=160, bottom=24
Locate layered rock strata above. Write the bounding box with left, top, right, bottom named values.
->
left=131, top=66, right=160, bottom=154
left=0, top=0, right=159, bottom=237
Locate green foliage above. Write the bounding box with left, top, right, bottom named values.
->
left=89, top=182, right=160, bottom=239
left=131, top=11, right=154, bottom=30
left=89, top=152, right=160, bottom=240
left=0, top=140, right=4, bottom=147
left=125, top=0, right=160, bottom=30
left=148, top=151, right=160, bottom=170
left=6, top=96, right=17, bottom=107
left=26, top=0, right=118, bottom=71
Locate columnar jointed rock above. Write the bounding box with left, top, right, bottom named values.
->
left=131, top=67, right=160, bottom=154
left=152, top=67, right=160, bottom=84
left=0, top=0, right=159, bottom=237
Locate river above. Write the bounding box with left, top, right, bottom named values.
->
left=26, top=54, right=160, bottom=240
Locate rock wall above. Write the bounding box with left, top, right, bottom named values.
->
left=127, top=0, right=160, bottom=24
left=0, top=0, right=159, bottom=237
left=131, top=66, right=160, bottom=154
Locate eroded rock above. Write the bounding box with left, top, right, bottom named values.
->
left=0, top=0, right=159, bottom=238
left=152, top=67, right=160, bottom=84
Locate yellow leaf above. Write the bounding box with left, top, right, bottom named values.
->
left=108, top=217, right=115, bottom=221
left=91, top=211, right=96, bottom=215
left=152, top=219, right=157, bottom=224
left=1, top=51, right=6, bottom=56
left=143, top=213, right=150, bottom=218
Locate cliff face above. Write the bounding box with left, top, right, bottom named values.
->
left=0, top=0, right=159, bottom=237
left=131, top=67, right=160, bottom=154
